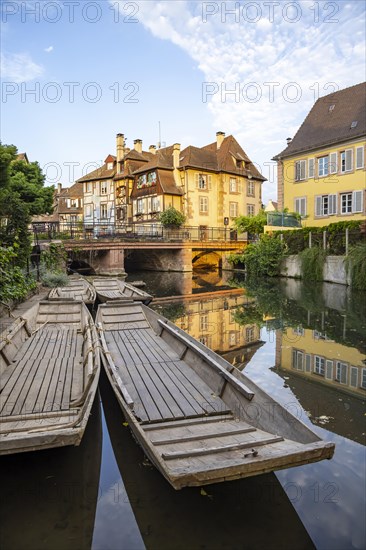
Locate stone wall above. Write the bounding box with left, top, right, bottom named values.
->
left=280, top=255, right=351, bottom=286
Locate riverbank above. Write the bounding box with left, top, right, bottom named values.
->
left=0, top=286, right=49, bottom=333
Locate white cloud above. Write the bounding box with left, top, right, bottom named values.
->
left=1, top=52, right=43, bottom=82
left=111, top=0, right=366, bottom=202
left=44, top=46, right=54, bottom=53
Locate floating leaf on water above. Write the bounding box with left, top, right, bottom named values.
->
left=123, top=422, right=129, bottom=427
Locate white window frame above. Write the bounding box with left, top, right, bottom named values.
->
left=137, top=198, right=144, bottom=214
left=335, top=361, right=348, bottom=384
left=294, top=197, right=307, bottom=217
left=361, top=368, right=366, bottom=389
left=292, top=350, right=304, bottom=371
left=229, top=177, right=237, bottom=193
left=100, top=203, right=108, bottom=219
left=318, top=156, right=329, bottom=177
left=340, top=149, right=353, bottom=173
left=199, top=196, right=208, bottom=214
left=229, top=202, right=238, bottom=218
left=314, top=355, right=325, bottom=376
left=247, top=180, right=255, bottom=196
left=195, top=173, right=212, bottom=190
left=247, top=204, right=255, bottom=216
left=340, top=192, right=353, bottom=214
left=295, top=160, right=306, bottom=181
left=100, top=181, right=108, bottom=195
left=352, top=190, right=363, bottom=213
left=356, top=146, right=364, bottom=169
left=245, top=326, right=255, bottom=342
left=200, top=315, right=208, bottom=331
left=85, top=205, right=92, bottom=217
left=315, top=194, right=337, bottom=216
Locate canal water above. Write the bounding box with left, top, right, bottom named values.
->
left=1, top=272, right=365, bottom=550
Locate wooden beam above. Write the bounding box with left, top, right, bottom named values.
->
left=162, top=435, right=284, bottom=460
left=152, top=426, right=257, bottom=446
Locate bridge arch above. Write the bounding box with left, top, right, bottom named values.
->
left=192, top=250, right=222, bottom=270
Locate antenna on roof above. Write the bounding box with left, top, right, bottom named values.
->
left=158, top=121, right=161, bottom=149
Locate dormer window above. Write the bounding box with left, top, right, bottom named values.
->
left=107, top=162, right=113, bottom=170
left=236, top=160, right=243, bottom=169
left=350, top=121, right=358, bottom=129
left=329, top=104, right=335, bottom=112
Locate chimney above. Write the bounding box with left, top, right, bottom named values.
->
left=57, top=183, right=62, bottom=194
left=134, top=139, right=142, bottom=154
left=149, top=145, right=156, bottom=155
left=286, top=137, right=292, bottom=145
left=173, top=143, right=180, bottom=169
left=216, top=131, right=225, bottom=149
left=116, top=133, right=125, bottom=163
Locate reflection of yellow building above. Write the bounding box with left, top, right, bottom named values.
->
left=172, top=293, right=262, bottom=357
left=276, top=328, right=366, bottom=398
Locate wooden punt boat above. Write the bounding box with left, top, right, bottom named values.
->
left=96, top=301, right=335, bottom=490
left=48, top=276, right=96, bottom=305
left=0, top=300, right=100, bottom=455
left=92, top=277, right=153, bottom=304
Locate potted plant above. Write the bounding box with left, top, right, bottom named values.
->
left=159, top=206, right=186, bottom=228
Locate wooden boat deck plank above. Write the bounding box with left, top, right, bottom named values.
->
left=0, top=331, right=50, bottom=414
left=139, top=329, right=227, bottom=416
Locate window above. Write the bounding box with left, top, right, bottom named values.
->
left=314, top=355, right=325, bottom=376
left=340, top=149, right=353, bottom=173
left=107, top=162, right=113, bottom=170
left=308, top=158, right=315, bottom=178
left=195, top=174, right=211, bottom=190
left=294, top=197, right=307, bottom=217
left=247, top=181, right=255, bottom=196
left=335, top=361, right=347, bottom=384
left=229, top=202, right=238, bottom=218
left=86, top=182, right=92, bottom=193
left=229, top=332, right=237, bottom=346
left=150, top=196, right=160, bottom=212
left=295, top=160, right=306, bottom=181
left=341, top=192, right=352, bottom=214
left=100, top=181, right=107, bottom=195
left=200, top=315, right=208, bottom=331
left=318, top=156, right=329, bottom=177
left=356, top=146, right=364, bottom=169
left=292, top=327, right=304, bottom=336
left=199, top=196, right=208, bottom=213
left=245, top=326, right=255, bottom=342
left=199, top=336, right=208, bottom=346
left=329, top=152, right=337, bottom=174
left=85, top=205, right=92, bottom=217
left=340, top=191, right=363, bottom=214
left=305, top=354, right=311, bottom=372
left=137, top=199, right=144, bottom=214
left=315, top=194, right=337, bottom=216
left=100, top=204, right=108, bottom=219
left=292, top=350, right=304, bottom=371
left=247, top=204, right=255, bottom=216
left=229, top=178, right=237, bottom=193
left=361, top=368, right=366, bottom=389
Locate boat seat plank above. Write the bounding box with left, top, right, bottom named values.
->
left=142, top=414, right=234, bottom=431
left=108, top=332, right=163, bottom=421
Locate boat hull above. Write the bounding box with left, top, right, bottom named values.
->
left=97, top=302, right=335, bottom=489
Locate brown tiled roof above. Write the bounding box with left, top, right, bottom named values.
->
left=77, top=161, right=115, bottom=182
left=59, top=181, right=83, bottom=197
left=273, top=82, right=366, bottom=159
left=16, top=152, right=29, bottom=163
left=158, top=170, right=183, bottom=195
left=132, top=146, right=175, bottom=174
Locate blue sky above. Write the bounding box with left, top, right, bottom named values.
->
left=1, top=0, right=365, bottom=203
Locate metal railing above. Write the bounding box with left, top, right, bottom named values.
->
left=267, top=212, right=301, bottom=228
left=32, top=223, right=242, bottom=243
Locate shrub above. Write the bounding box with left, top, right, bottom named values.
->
left=300, top=246, right=326, bottom=281
left=41, top=270, right=69, bottom=288
left=229, top=234, right=287, bottom=278
left=0, top=246, right=37, bottom=303
left=159, top=207, right=186, bottom=227
left=345, top=243, right=366, bottom=290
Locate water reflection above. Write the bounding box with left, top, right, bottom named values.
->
left=147, top=272, right=365, bottom=550
left=0, top=398, right=102, bottom=550
left=99, top=371, right=315, bottom=550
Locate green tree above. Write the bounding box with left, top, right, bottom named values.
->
left=234, top=209, right=267, bottom=235
left=229, top=234, right=286, bottom=278
left=0, top=143, right=54, bottom=266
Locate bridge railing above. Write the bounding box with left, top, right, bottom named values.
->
left=32, top=222, right=243, bottom=243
